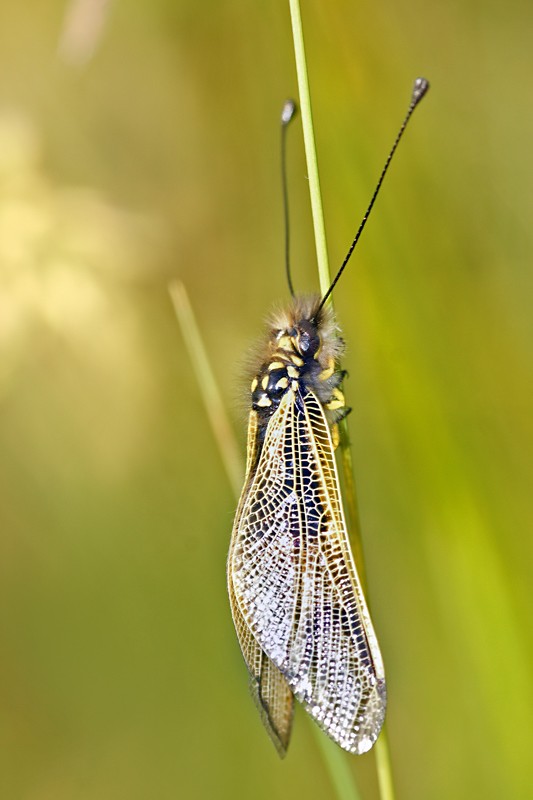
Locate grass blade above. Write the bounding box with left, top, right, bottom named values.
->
left=288, top=2, right=396, bottom=798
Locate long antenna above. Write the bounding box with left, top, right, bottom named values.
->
left=281, top=99, right=298, bottom=298
left=317, top=77, right=430, bottom=313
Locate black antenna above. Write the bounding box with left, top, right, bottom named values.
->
left=281, top=99, right=298, bottom=298
left=317, top=77, right=430, bottom=313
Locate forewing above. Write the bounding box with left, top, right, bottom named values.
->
left=228, top=409, right=294, bottom=755
left=230, top=389, right=386, bottom=754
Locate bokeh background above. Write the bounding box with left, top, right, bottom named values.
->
left=0, top=1, right=531, bottom=798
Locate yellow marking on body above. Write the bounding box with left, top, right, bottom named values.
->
left=290, top=354, right=304, bottom=367
left=268, top=361, right=285, bottom=371
left=256, top=394, right=272, bottom=407
left=261, top=374, right=269, bottom=390
left=331, top=423, right=340, bottom=450
left=287, top=365, right=299, bottom=379
left=276, top=376, right=289, bottom=390
left=277, top=335, right=292, bottom=351
left=290, top=380, right=299, bottom=392
left=319, top=358, right=335, bottom=381
left=325, top=388, right=345, bottom=411
left=251, top=377, right=258, bottom=392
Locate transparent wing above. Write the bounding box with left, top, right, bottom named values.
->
left=228, top=410, right=294, bottom=755
left=228, top=574, right=293, bottom=756
left=230, top=389, right=386, bottom=754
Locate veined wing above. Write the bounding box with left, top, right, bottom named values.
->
left=228, top=575, right=293, bottom=755
left=228, top=409, right=294, bottom=755
left=230, top=388, right=386, bottom=754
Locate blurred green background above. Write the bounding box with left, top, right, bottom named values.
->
left=0, top=1, right=531, bottom=798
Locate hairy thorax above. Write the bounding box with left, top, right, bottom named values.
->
left=248, top=296, right=350, bottom=445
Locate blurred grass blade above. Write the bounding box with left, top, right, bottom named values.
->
left=58, top=0, right=113, bottom=65
left=169, top=279, right=243, bottom=497
left=312, top=727, right=362, bottom=800
left=374, top=727, right=395, bottom=800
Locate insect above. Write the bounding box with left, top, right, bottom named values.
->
left=228, top=78, right=429, bottom=756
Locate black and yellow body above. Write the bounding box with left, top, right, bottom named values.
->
left=227, top=296, right=386, bottom=756
left=250, top=297, right=349, bottom=451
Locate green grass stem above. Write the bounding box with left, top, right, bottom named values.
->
left=169, top=280, right=244, bottom=498
left=288, top=2, right=395, bottom=798
left=374, top=726, right=395, bottom=800
left=288, top=0, right=330, bottom=297
left=311, top=727, right=362, bottom=800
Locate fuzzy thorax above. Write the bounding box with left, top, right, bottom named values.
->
left=247, top=295, right=346, bottom=423
left=267, top=295, right=343, bottom=368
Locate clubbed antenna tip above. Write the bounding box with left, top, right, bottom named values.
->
left=412, top=77, right=430, bottom=105
left=281, top=99, right=298, bottom=126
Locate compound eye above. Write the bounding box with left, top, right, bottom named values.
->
left=299, top=330, right=311, bottom=353
left=297, top=321, right=320, bottom=356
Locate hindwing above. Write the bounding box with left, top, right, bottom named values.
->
left=228, top=409, right=294, bottom=755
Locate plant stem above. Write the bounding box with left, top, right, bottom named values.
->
left=288, top=0, right=330, bottom=297
left=375, top=727, right=396, bottom=800
left=288, top=2, right=395, bottom=799
left=312, top=727, right=362, bottom=800
left=169, top=280, right=244, bottom=498
left=288, top=0, right=363, bottom=553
